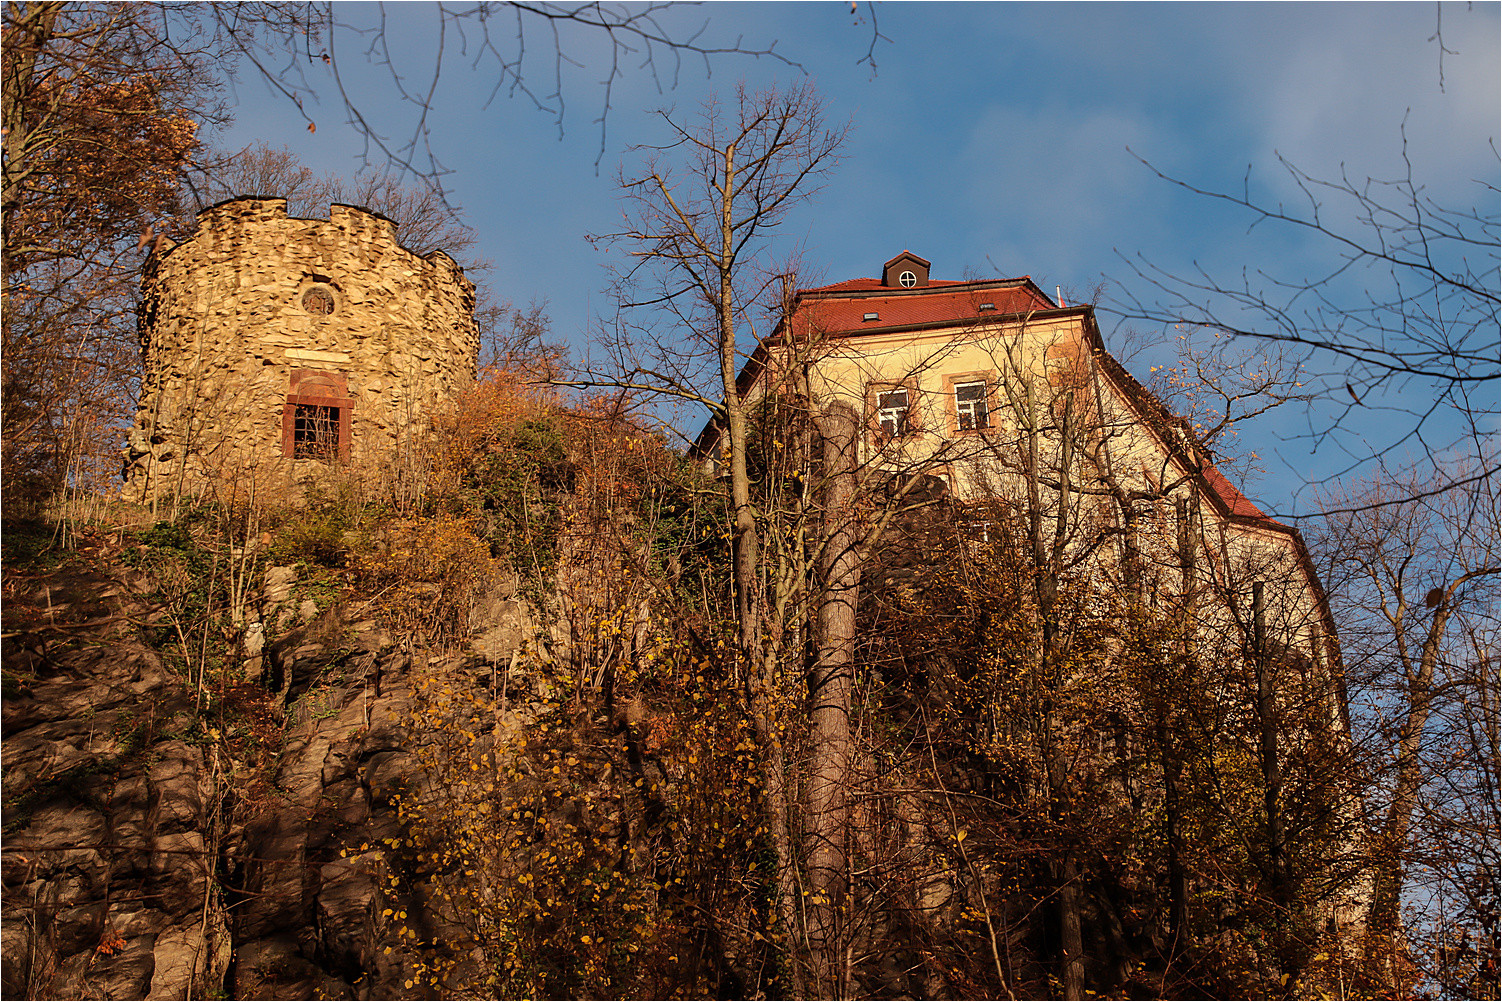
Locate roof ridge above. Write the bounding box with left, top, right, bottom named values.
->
left=799, top=277, right=1035, bottom=298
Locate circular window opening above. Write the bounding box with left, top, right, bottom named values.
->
left=899, top=270, right=917, bottom=288
left=302, top=287, right=336, bottom=316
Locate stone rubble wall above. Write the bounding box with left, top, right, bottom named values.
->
left=124, top=198, right=479, bottom=501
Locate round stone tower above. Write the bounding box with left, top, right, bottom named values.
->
left=124, top=197, right=478, bottom=501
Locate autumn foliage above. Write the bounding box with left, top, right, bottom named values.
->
left=3, top=3, right=203, bottom=505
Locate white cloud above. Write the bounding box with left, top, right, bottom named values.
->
left=1245, top=6, right=1498, bottom=205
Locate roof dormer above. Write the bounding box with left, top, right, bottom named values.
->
left=882, top=251, right=931, bottom=289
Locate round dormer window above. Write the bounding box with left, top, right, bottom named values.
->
left=899, top=270, right=917, bottom=288
left=302, top=287, right=336, bottom=316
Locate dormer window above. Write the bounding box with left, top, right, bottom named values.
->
left=882, top=251, right=931, bottom=288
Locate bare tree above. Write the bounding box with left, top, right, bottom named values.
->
left=201, top=2, right=883, bottom=184
left=186, top=142, right=480, bottom=260
left=593, top=81, right=849, bottom=990
left=1315, top=460, right=1500, bottom=996
left=1112, top=112, right=1499, bottom=997
left=594, top=85, right=1004, bottom=995
left=1108, top=144, right=1499, bottom=512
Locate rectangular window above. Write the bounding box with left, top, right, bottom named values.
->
left=292, top=404, right=341, bottom=459
left=955, top=380, right=989, bottom=431
left=876, top=388, right=911, bottom=438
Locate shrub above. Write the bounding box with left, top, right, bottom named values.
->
left=352, top=514, right=498, bottom=648
left=266, top=476, right=362, bottom=567
left=384, top=641, right=766, bottom=998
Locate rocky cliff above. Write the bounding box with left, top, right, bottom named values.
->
left=1, top=534, right=552, bottom=999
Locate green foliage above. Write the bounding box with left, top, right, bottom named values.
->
left=1, top=668, right=25, bottom=701
left=267, top=477, right=361, bottom=566
left=286, top=564, right=344, bottom=614
left=468, top=415, right=570, bottom=574
left=130, top=519, right=195, bottom=553
left=0, top=517, right=67, bottom=568
left=123, top=517, right=218, bottom=651
left=634, top=456, right=731, bottom=595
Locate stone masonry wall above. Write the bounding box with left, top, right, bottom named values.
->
left=124, top=198, right=478, bottom=500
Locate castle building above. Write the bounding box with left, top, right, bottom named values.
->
left=698, top=251, right=1345, bottom=725
left=123, top=197, right=479, bottom=501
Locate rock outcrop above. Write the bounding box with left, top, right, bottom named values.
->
left=2, top=561, right=232, bottom=1000
left=2, top=551, right=541, bottom=1000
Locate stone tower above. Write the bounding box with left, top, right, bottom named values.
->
left=124, top=197, right=479, bottom=501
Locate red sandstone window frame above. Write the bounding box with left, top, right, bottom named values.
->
left=282, top=369, right=354, bottom=462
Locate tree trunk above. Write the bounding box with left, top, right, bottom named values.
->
left=703, top=135, right=801, bottom=992
left=1166, top=496, right=1195, bottom=945
left=1048, top=733, right=1087, bottom=1000
left=1253, top=580, right=1289, bottom=912
left=1366, top=585, right=1467, bottom=935
left=805, top=403, right=860, bottom=997
left=1018, top=379, right=1086, bottom=1000
left=2, top=1, right=63, bottom=274
left=751, top=643, right=802, bottom=991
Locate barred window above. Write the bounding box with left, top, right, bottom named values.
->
left=282, top=369, right=353, bottom=462
left=292, top=404, right=340, bottom=459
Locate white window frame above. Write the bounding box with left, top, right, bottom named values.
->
left=954, top=379, right=989, bottom=431
left=876, top=388, right=911, bottom=439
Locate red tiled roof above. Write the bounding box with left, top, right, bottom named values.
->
left=884, top=250, right=931, bottom=270
left=724, top=270, right=1283, bottom=533
left=802, top=277, right=971, bottom=294
left=1202, top=463, right=1279, bottom=524
left=788, top=283, right=1058, bottom=336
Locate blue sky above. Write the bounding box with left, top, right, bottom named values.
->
left=211, top=2, right=1500, bottom=516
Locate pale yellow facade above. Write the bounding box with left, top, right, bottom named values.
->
left=714, top=261, right=1366, bottom=932
left=726, top=284, right=1343, bottom=730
